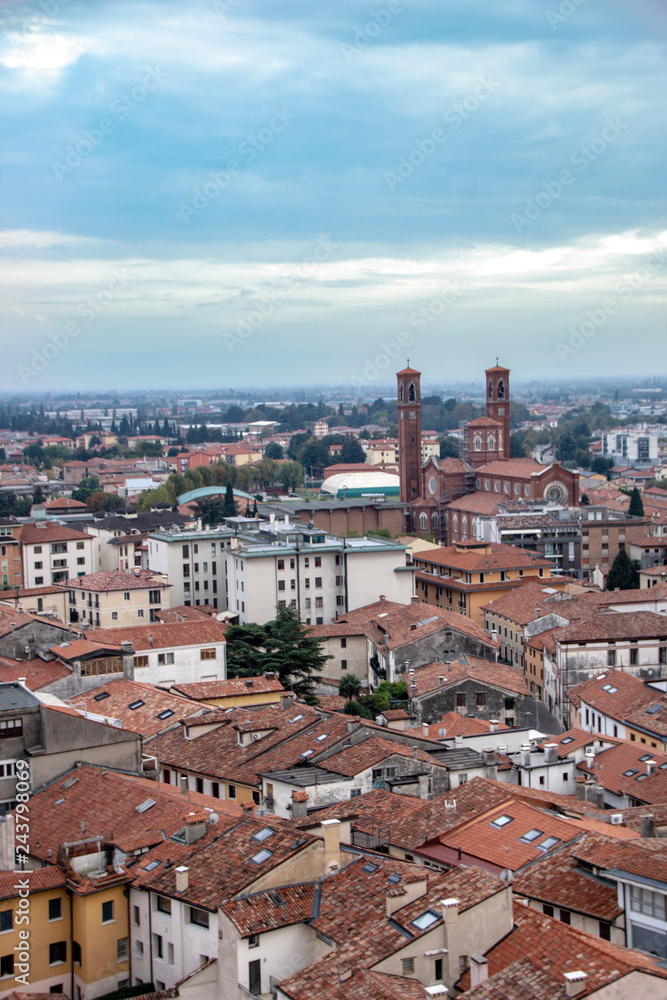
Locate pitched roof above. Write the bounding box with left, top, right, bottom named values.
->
left=476, top=459, right=549, bottom=477
left=69, top=679, right=197, bottom=736
left=0, top=866, right=67, bottom=901
left=67, top=570, right=170, bottom=592
left=88, top=619, right=226, bottom=650
left=319, top=735, right=444, bottom=777
left=568, top=670, right=656, bottom=723
left=0, top=654, right=71, bottom=690
left=412, top=656, right=528, bottom=699
left=428, top=713, right=510, bottom=739
left=317, top=599, right=496, bottom=650
left=168, top=675, right=284, bottom=700
left=18, top=763, right=242, bottom=863
left=413, top=542, right=551, bottom=572
left=577, top=740, right=667, bottom=803
left=556, top=610, right=667, bottom=643
left=481, top=584, right=600, bottom=626
left=21, top=523, right=91, bottom=544
left=0, top=605, right=70, bottom=639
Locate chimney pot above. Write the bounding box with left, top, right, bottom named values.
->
left=175, top=866, right=189, bottom=893
left=564, top=971, right=588, bottom=998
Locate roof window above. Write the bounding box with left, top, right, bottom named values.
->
left=129, top=700, right=145, bottom=710
left=412, top=909, right=440, bottom=930
left=490, top=814, right=513, bottom=829
left=251, top=849, right=274, bottom=865
left=253, top=827, right=275, bottom=843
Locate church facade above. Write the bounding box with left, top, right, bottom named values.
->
left=399, top=364, right=580, bottom=543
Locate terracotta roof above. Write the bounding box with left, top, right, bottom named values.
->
left=155, top=605, right=214, bottom=622
left=555, top=610, right=667, bottom=643
left=169, top=675, right=284, bottom=700
left=428, top=713, right=510, bottom=739
left=88, top=619, right=226, bottom=650
left=412, top=656, right=528, bottom=699
left=459, top=901, right=667, bottom=995
left=43, top=497, right=88, bottom=509
left=380, top=708, right=410, bottom=721
left=0, top=866, right=67, bottom=901
left=69, top=679, right=197, bottom=736
left=577, top=740, right=667, bottom=804
left=320, top=735, right=444, bottom=777
left=50, top=637, right=122, bottom=661
left=67, top=570, right=170, bottom=592
left=0, top=605, right=70, bottom=639
left=476, top=459, right=549, bottom=477
left=568, top=670, right=656, bottom=723
left=22, top=523, right=92, bottom=544
left=16, top=763, right=242, bottom=864
left=482, top=584, right=601, bottom=626
left=0, top=654, right=71, bottom=690
left=413, top=542, right=552, bottom=572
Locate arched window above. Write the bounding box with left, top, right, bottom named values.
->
left=497, top=380, right=505, bottom=399
left=488, top=435, right=496, bottom=451
left=408, top=382, right=416, bottom=402
left=473, top=435, right=482, bottom=451
left=498, top=432, right=503, bottom=451
left=432, top=512, right=438, bottom=528
left=419, top=512, right=427, bottom=529
left=488, top=381, right=493, bottom=399
left=453, top=514, right=458, bottom=530
left=462, top=516, right=468, bottom=539
left=444, top=512, right=449, bottom=526
left=399, top=384, right=404, bottom=403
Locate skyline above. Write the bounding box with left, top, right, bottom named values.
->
left=1, top=0, right=666, bottom=390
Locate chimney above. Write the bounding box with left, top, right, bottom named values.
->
left=418, top=774, right=431, bottom=800
left=564, top=971, right=588, bottom=998
left=147, top=634, right=154, bottom=647
left=386, top=884, right=408, bottom=917
left=520, top=744, right=531, bottom=767
left=175, top=866, right=189, bottom=893
left=489, top=719, right=499, bottom=734
left=647, top=760, right=657, bottom=776
left=483, top=748, right=496, bottom=767
left=320, top=819, right=341, bottom=873
left=585, top=749, right=595, bottom=769
left=121, top=640, right=134, bottom=679
left=422, top=722, right=430, bottom=737
left=470, top=955, right=489, bottom=988
left=454, top=734, right=463, bottom=747
left=640, top=813, right=655, bottom=838
left=280, top=692, right=296, bottom=711
left=265, top=671, right=276, bottom=681
left=438, top=676, right=445, bottom=687
left=411, top=595, right=420, bottom=604
left=180, top=775, right=188, bottom=796
left=290, top=790, right=309, bottom=819
left=575, top=776, right=586, bottom=801
left=441, top=897, right=459, bottom=925
left=184, top=811, right=208, bottom=844
left=544, top=743, right=558, bottom=764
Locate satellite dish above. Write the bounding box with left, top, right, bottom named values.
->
left=208, top=812, right=219, bottom=825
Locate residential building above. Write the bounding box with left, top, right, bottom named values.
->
left=568, top=669, right=667, bottom=749
left=0, top=584, right=69, bottom=621
left=601, top=428, right=659, bottom=467
left=69, top=679, right=198, bottom=739
left=260, top=497, right=407, bottom=539
left=579, top=506, right=651, bottom=581
left=409, top=656, right=528, bottom=728
left=67, top=570, right=170, bottom=628
left=412, top=541, right=564, bottom=626
left=166, top=673, right=284, bottom=709
left=0, top=519, right=22, bottom=590
left=21, top=522, right=95, bottom=588
left=147, top=523, right=236, bottom=609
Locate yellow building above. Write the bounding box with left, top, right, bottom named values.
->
left=67, top=569, right=170, bottom=628
left=0, top=868, right=70, bottom=998
left=69, top=873, right=131, bottom=1000
left=168, top=674, right=284, bottom=710
left=413, top=541, right=566, bottom=627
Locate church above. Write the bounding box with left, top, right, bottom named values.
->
left=397, top=363, right=580, bottom=542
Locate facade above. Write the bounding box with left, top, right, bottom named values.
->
left=397, top=366, right=423, bottom=506
left=21, top=522, right=95, bottom=588
left=0, top=520, right=22, bottom=591
left=147, top=523, right=236, bottom=609
left=67, top=570, right=170, bottom=628
left=602, top=428, right=659, bottom=467
left=409, top=655, right=528, bottom=728
left=579, top=507, right=650, bottom=581
left=261, top=498, right=407, bottom=539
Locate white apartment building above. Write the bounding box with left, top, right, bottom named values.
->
left=21, top=521, right=95, bottom=587
left=223, top=515, right=414, bottom=625
left=601, top=428, right=659, bottom=467
left=147, top=523, right=238, bottom=609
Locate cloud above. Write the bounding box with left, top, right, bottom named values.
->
left=0, top=229, right=100, bottom=249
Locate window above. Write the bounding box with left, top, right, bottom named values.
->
left=134, top=655, right=149, bottom=667
left=133, top=906, right=140, bottom=926
left=476, top=692, right=486, bottom=706
left=315, top=577, right=322, bottom=588
left=599, top=921, right=611, bottom=940
left=630, top=885, right=667, bottom=919
left=102, top=900, right=114, bottom=923
left=76, top=541, right=85, bottom=550
left=200, top=648, right=216, bottom=660
left=49, top=898, right=62, bottom=921
left=129, top=700, right=144, bottom=710
left=0, top=719, right=22, bottom=739
left=149, top=590, right=161, bottom=604
left=315, top=597, right=323, bottom=608
left=607, top=650, right=616, bottom=667
left=543, top=904, right=554, bottom=918
left=117, top=937, right=129, bottom=962
left=153, top=933, right=163, bottom=959
left=72, top=941, right=81, bottom=965
left=277, top=559, right=284, bottom=570
left=0, top=762, right=15, bottom=779
left=182, top=544, right=190, bottom=557
left=539, top=836, right=560, bottom=851
left=0, top=910, right=12, bottom=932
left=341, top=637, right=347, bottom=648
left=34, top=561, right=43, bottom=570
left=123, top=591, right=131, bottom=601
left=49, top=941, right=67, bottom=965
left=156, top=897, right=171, bottom=915
left=157, top=653, right=174, bottom=665
left=402, top=958, right=415, bottom=975
left=278, top=580, right=286, bottom=591
left=630, top=648, right=638, bottom=665
left=490, top=814, right=513, bottom=829
left=34, top=545, right=42, bottom=554
left=248, top=933, right=260, bottom=948
left=1, top=955, right=13, bottom=977
left=315, top=556, right=321, bottom=567
left=228, top=784, right=236, bottom=798
left=520, top=829, right=543, bottom=844
left=189, top=907, right=210, bottom=928
left=559, top=909, right=571, bottom=925
left=456, top=693, right=466, bottom=707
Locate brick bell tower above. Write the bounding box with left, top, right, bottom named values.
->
left=485, top=362, right=510, bottom=461
left=397, top=365, right=422, bottom=504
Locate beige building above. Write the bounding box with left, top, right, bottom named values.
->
left=67, top=569, right=170, bottom=628
left=21, top=521, right=95, bottom=588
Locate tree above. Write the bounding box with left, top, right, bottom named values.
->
left=264, top=442, right=284, bottom=460
left=581, top=493, right=590, bottom=506
left=71, top=476, right=102, bottom=502
left=226, top=606, right=330, bottom=702
left=344, top=699, right=374, bottom=719
left=628, top=487, right=645, bottom=517
left=223, top=482, right=237, bottom=518
left=32, top=484, right=45, bottom=505
left=339, top=673, right=361, bottom=701
left=340, top=438, right=366, bottom=464
left=193, top=495, right=227, bottom=525
left=278, top=461, right=303, bottom=492
left=606, top=548, right=640, bottom=591
left=439, top=436, right=460, bottom=459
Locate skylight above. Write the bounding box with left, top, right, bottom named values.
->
left=602, top=684, right=618, bottom=693
left=157, top=709, right=174, bottom=720
left=253, top=827, right=275, bottom=843
left=490, top=814, right=513, bottom=829
left=362, top=863, right=378, bottom=874
left=129, top=700, right=145, bottom=710
left=287, top=714, right=304, bottom=724
left=387, top=873, right=401, bottom=884
left=94, top=691, right=110, bottom=701
left=538, top=837, right=560, bottom=852
left=560, top=737, right=574, bottom=744
left=519, top=829, right=543, bottom=844
left=143, top=860, right=160, bottom=871
left=251, top=849, right=273, bottom=865
left=623, top=769, right=638, bottom=777
left=136, top=798, right=156, bottom=813
left=412, top=910, right=440, bottom=930
left=639, top=754, right=653, bottom=762
left=647, top=705, right=662, bottom=715
left=316, top=734, right=328, bottom=741
left=301, top=749, right=313, bottom=758
left=54, top=798, right=65, bottom=806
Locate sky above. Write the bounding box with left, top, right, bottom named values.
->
left=0, top=0, right=666, bottom=394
